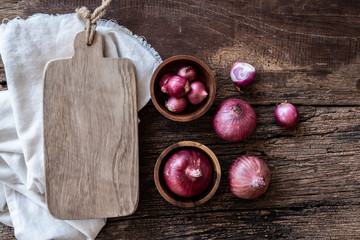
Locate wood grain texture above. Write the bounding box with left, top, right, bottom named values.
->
left=0, top=0, right=359, bottom=239
left=136, top=105, right=360, bottom=209
left=43, top=31, right=139, bottom=219
left=98, top=205, right=360, bottom=239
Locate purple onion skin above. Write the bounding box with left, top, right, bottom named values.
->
left=177, top=66, right=198, bottom=82
left=166, top=76, right=190, bottom=97
left=165, top=96, right=188, bottom=113
left=164, top=149, right=213, bottom=198
left=160, top=73, right=174, bottom=94
left=230, top=62, right=256, bottom=87
left=213, top=99, right=257, bottom=142
left=187, top=81, right=208, bottom=105
left=229, top=155, right=270, bottom=199
left=274, top=102, right=299, bottom=132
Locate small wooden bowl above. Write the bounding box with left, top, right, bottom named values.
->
left=150, top=55, right=216, bottom=122
left=154, top=141, right=221, bottom=207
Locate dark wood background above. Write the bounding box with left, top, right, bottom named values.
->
left=1, top=0, right=359, bottom=239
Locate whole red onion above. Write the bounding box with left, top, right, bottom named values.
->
left=165, top=76, right=190, bottom=97
left=274, top=102, right=299, bottom=132
left=159, top=73, right=174, bottom=94
left=164, top=149, right=212, bottom=198
left=229, top=155, right=270, bottom=199
left=213, top=99, right=256, bottom=142
left=165, top=96, right=188, bottom=113
left=230, top=62, right=256, bottom=92
left=177, top=66, right=198, bottom=82
left=187, top=81, right=208, bottom=105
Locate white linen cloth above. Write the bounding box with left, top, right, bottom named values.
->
left=0, top=13, right=162, bottom=239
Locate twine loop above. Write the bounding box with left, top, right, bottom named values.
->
left=76, top=0, right=112, bottom=46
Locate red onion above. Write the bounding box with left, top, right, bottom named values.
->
left=187, top=81, right=208, bottom=105
left=159, top=73, right=174, bottom=94
left=230, top=62, right=256, bottom=92
left=213, top=99, right=256, bottom=142
left=164, top=149, right=212, bottom=198
left=177, top=66, right=198, bottom=82
left=165, top=96, right=188, bottom=113
left=165, top=75, right=190, bottom=97
left=229, top=155, right=270, bottom=199
left=274, top=102, right=299, bottom=132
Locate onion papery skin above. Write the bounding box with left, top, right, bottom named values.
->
left=177, top=66, right=198, bottom=82
left=213, top=99, right=257, bottom=142
left=160, top=73, right=174, bottom=94
left=164, top=149, right=213, bottom=198
left=187, top=81, right=208, bottom=105
left=166, top=76, right=190, bottom=97
left=230, top=62, right=256, bottom=87
left=165, top=96, right=188, bottom=113
left=229, top=155, right=270, bottom=199
left=274, top=102, right=299, bottom=132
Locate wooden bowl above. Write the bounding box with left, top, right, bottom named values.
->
left=154, top=141, right=221, bottom=207
left=150, top=55, right=216, bottom=122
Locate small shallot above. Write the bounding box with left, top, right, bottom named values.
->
left=159, top=73, right=174, bottom=94
left=177, top=66, right=198, bottom=82
left=230, top=62, right=256, bottom=92
left=166, top=76, right=190, bottom=97
left=187, top=81, right=208, bottom=105
left=229, top=155, right=270, bottom=199
left=165, top=96, right=188, bottom=113
left=213, top=99, right=256, bottom=142
left=274, top=102, right=299, bottom=132
left=164, top=149, right=213, bottom=198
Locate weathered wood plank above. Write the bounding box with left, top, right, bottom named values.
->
left=209, top=53, right=360, bottom=106
left=135, top=105, right=360, bottom=211
left=97, top=205, right=360, bottom=239
left=0, top=0, right=27, bottom=20
left=0, top=0, right=359, bottom=103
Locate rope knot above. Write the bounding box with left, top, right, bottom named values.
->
left=76, top=0, right=112, bottom=46
left=76, top=6, right=91, bottom=19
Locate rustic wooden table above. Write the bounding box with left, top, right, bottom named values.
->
left=1, top=1, right=359, bottom=239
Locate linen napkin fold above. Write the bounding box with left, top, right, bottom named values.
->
left=0, top=13, right=162, bottom=240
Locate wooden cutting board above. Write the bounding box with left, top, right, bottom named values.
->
left=43, top=31, right=139, bottom=220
